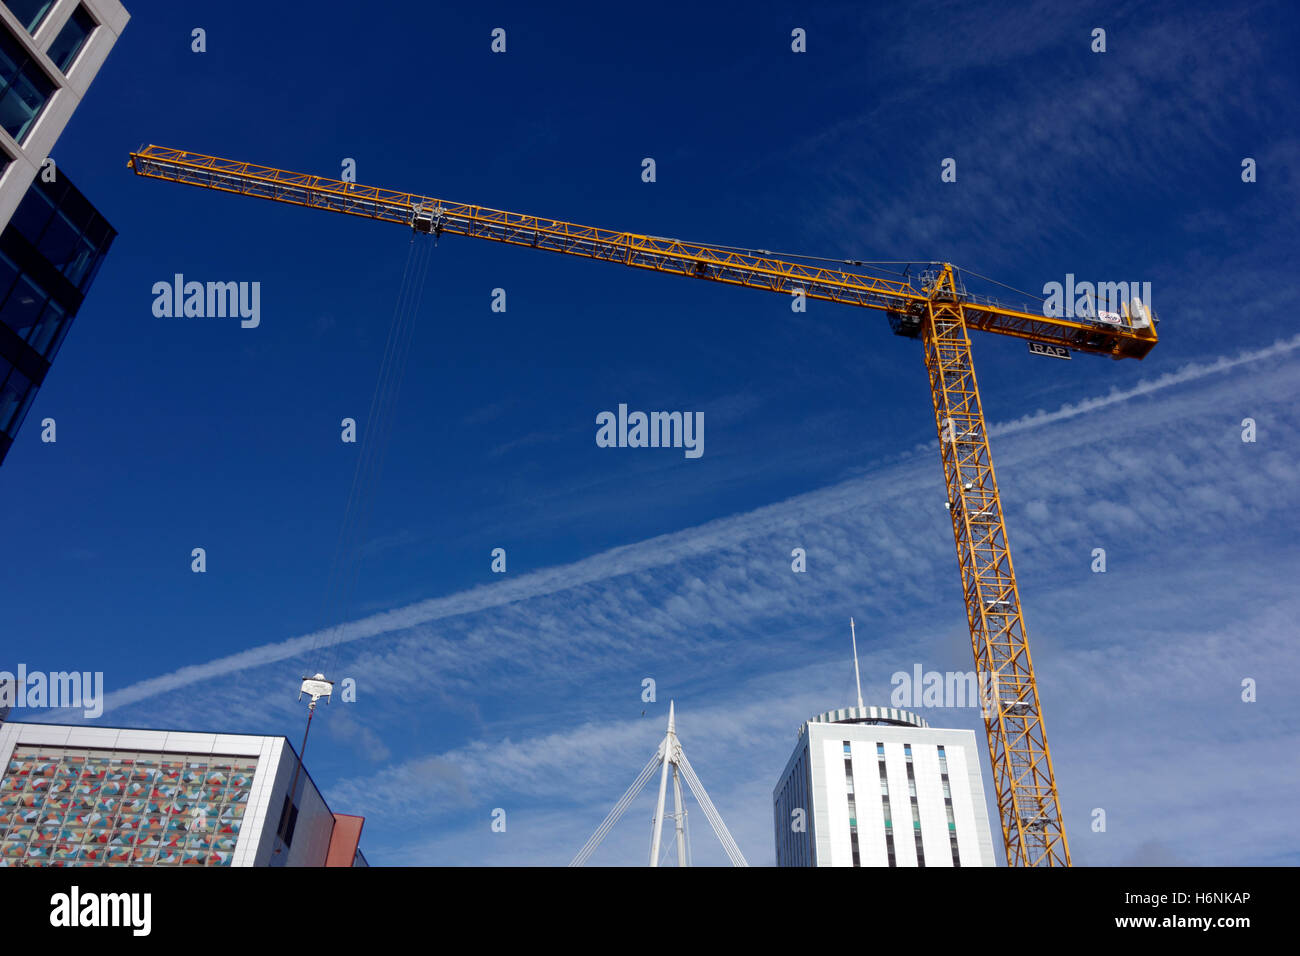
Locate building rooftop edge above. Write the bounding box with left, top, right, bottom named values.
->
left=798, top=704, right=930, bottom=737
left=0, top=720, right=338, bottom=820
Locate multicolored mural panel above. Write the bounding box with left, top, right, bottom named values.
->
left=0, top=747, right=257, bottom=866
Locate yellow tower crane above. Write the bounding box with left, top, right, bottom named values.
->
left=127, top=145, right=1160, bottom=867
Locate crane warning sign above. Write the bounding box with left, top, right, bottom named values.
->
left=1028, top=342, right=1071, bottom=360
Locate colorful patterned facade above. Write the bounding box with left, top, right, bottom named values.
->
left=0, top=745, right=258, bottom=866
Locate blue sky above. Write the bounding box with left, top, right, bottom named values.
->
left=3, top=0, right=1298, bottom=865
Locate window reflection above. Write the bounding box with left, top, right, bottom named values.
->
left=48, top=6, right=97, bottom=73
left=0, top=26, right=54, bottom=142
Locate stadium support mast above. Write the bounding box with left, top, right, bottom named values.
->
left=570, top=702, right=748, bottom=866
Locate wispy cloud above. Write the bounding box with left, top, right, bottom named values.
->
left=54, top=333, right=1295, bottom=727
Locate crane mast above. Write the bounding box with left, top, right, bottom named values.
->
left=128, top=145, right=1161, bottom=867
left=923, top=265, right=1067, bottom=865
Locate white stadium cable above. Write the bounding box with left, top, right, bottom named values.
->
left=570, top=751, right=663, bottom=867
left=676, top=751, right=748, bottom=866
left=679, top=759, right=746, bottom=866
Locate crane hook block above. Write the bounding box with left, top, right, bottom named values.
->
left=299, top=674, right=333, bottom=705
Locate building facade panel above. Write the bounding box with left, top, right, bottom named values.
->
left=882, top=741, right=917, bottom=866
left=772, top=735, right=812, bottom=867
left=0, top=722, right=364, bottom=867
left=946, top=739, right=991, bottom=866
left=0, top=739, right=257, bottom=865
left=913, top=743, right=951, bottom=867
left=819, top=736, right=852, bottom=866
left=849, top=739, right=887, bottom=866
left=807, top=736, right=832, bottom=867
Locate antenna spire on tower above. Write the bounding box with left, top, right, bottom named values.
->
left=850, top=618, right=865, bottom=710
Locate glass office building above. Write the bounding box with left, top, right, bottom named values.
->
left=0, top=0, right=129, bottom=465
left=0, top=170, right=114, bottom=464
left=0, top=2, right=129, bottom=223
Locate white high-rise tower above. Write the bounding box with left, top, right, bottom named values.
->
left=773, top=621, right=997, bottom=866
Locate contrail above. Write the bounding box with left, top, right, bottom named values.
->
left=89, top=334, right=1300, bottom=715
left=991, top=333, right=1300, bottom=437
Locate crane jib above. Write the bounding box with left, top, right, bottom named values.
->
left=128, top=146, right=1155, bottom=361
